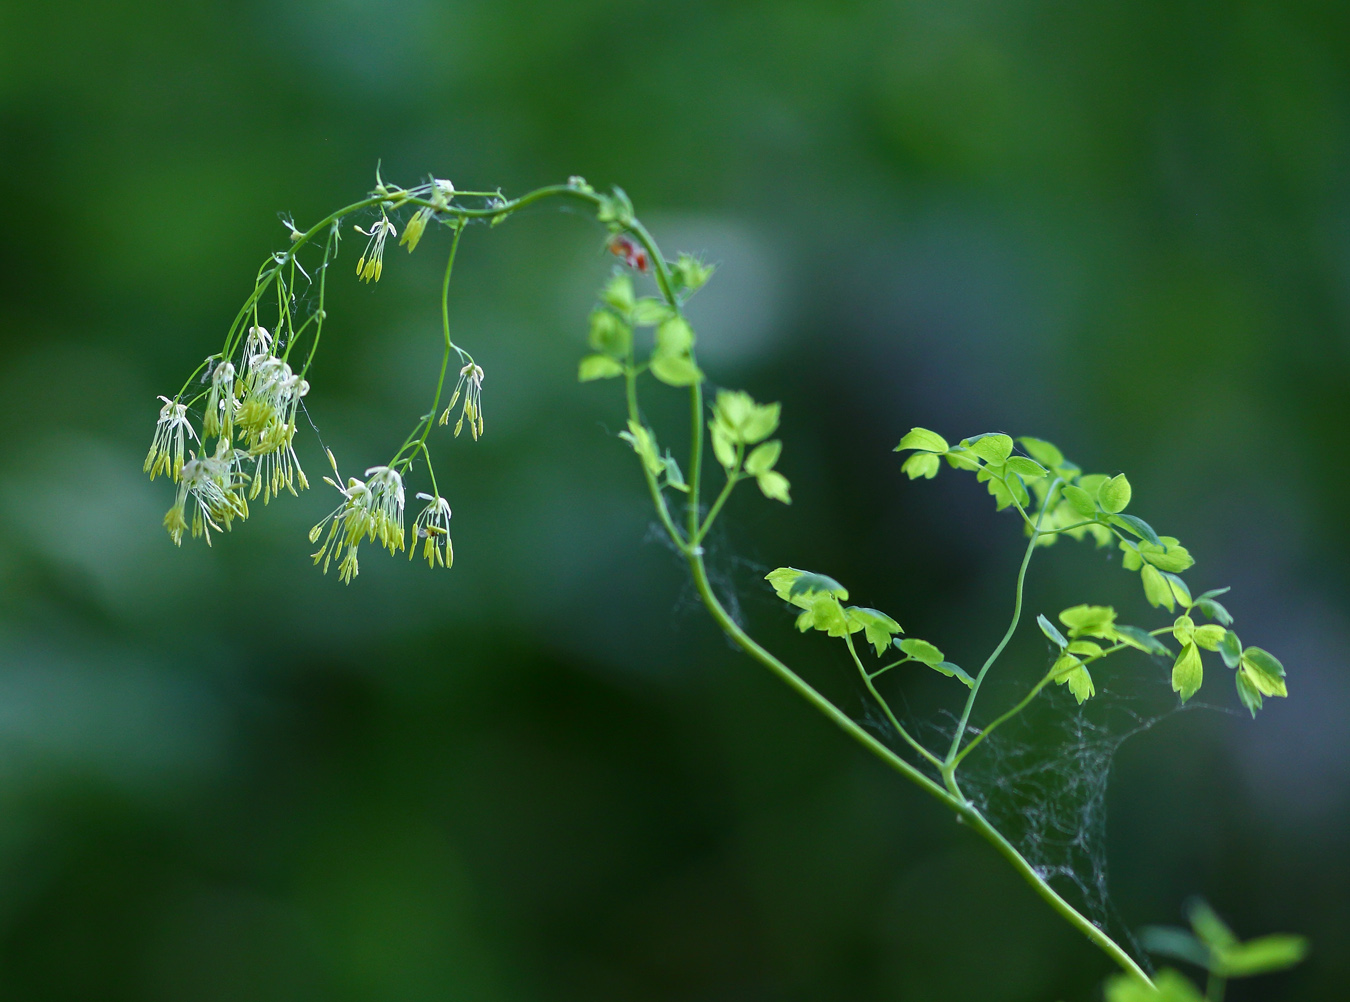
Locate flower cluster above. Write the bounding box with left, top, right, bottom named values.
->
left=411, top=493, right=453, bottom=568
left=355, top=213, right=396, bottom=283
left=440, top=361, right=485, bottom=440
left=309, top=458, right=407, bottom=584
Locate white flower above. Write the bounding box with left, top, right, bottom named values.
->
left=163, top=439, right=249, bottom=546
left=233, top=354, right=310, bottom=500
left=308, top=456, right=404, bottom=583
left=309, top=453, right=373, bottom=584
left=410, top=492, right=453, bottom=568
left=363, top=465, right=406, bottom=555
left=145, top=395, right=198, bottom=482
left=202, top=360, right=235, bottom=440
left=355, top=214, right=396, bottom=283
left=439, top=361, right=485, bottom=440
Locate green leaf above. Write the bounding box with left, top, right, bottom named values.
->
left=1111, top=513, right=1161, bottom=547
left=1216, top=934, right=1309, bottom=978
left=1006, top=456, right=1047, bottom=479
left=943, top=448, right=981, bottom=471
left=897, top=637, right=944, bottom=665
left=1017, top=436, right=1065, bottom=468
left=901, top=452, right=941, bottom=479
left=1140, top=926, right=1212, bottom=969
left=1188, top=900, right=1238, bottom=952
left=744, top=440, right=781, bottom=476
left=1240, top=648, right=1288, bottom=697
left=847, top=606, right=903, bottom=656
left=1236, top=667, right=1264, bottom=717
left=1065, top=664, right=1096, bottom=703
left=756, top=470, right=791, bottom=504
left=654, top=316, right=694, bottom=354
left=1196, top=596, right=1233, bottom=625
left=618, top=420, right=664, bottom=476
left=711, top=422, right=737, bottom=470
left=967, top=433, right=1013, bottom=465
left=631, top=298, right=674, bottom=327
left=1142, top=539, right=1195, bottom=573
left=1163, top=571, right=1192, bottom=607
left=601, top=273, right=634, bottom=314
left=713, top=390, right=780, bottom=444
left=1197, top=586, right=1232, bottom=601
left=578, top=354, right=624, bottom=381
left=672, top=252, right=714, bottom=294
left=1105, top=968, right=1205, bottom=1002
left=650, top=352, right=704, bottom=387
left=1141, top=564, right=1175, bottom=611
left=895, top=427, right=948, bottom=453
left=930, top=661, right=975, bottom=687
left=1058, top=604, right=1119, bottom=640
left=800, top=592, right=851, bottom=636
left=1062, top=484, right=1098, bottom=517
left=1116, top=625, right=1171, bottom=656
left=1067, top=639, right=1103, bottom=657
left=663, top=451, right=688, bottom=492
left=1172, top=642, right=1203, bottom=703
left=1195, top=594, right=1232, bottom=623
left=788, top=572, right=849, bottom=601
left=587, top=309, right=632, bottom=355
left=1098, top=473, right=1132, bottom=513
left=1037, top=613, right=1068, bottom=649
left=1219, top=630, right=1242, bottom=669
left=1193, top=624, right=1226, bottom=651
left=765, top=567, right=804, bottom=601
left=1172, top=614, right=1195, bottom=645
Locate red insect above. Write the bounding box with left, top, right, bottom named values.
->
left=607, top=234, right=650, bottom=274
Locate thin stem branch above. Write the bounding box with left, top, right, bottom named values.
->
left=844, top=633, right=945, bottom=769
left=945, top=479, right=1063, bottom=766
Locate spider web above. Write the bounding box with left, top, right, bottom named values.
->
left=903, top=660, right=1191, bottom=962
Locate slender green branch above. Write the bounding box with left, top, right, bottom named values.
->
left=868, top=656, right=913, bottom=679
left=695, top=471, right=742, bottom=545
left=683, top=548, right=1153, bottom=987
left=945, top=479, right=1063, bottom=767
left=951, top=626, right=1176, bottom=770
left=844, top=632, right=945, bottom=769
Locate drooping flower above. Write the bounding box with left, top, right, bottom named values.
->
left=400, top=179, right=455, bottom=254
left=410, top=492, right=453, bottom=568
left=439, top=361, right=485, bottom=440
left=363, top=465, right=406, bottom=554
left=310, top=466, right=373, bottom=584
left=355, top=214, right=396, bottom=282
left=202, top=360, right=235, bottom=440
left=233, top=354, right=310, bottom=500
left=308, top=456, right=405, bottom=583
left=163, top=439, right=249, bottom=546
left=145, top=395, right=198, bottom=481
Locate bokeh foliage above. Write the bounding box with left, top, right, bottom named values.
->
left=1, top=1, right=1347, bottom=998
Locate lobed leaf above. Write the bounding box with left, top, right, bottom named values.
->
left=930, top=661, right=975, bottom=687
left=1116, top=624, right=1171, bottom=656
left=902, top=452, right=941, bottom=479
left=1017, top=436, right=1065, bottom=468
left=967, top=433, right=1013, bottom=465
left=847, top=606, right=903, bottom=656
left=896, top=637, right=944, bottom=665
left=1037, top=613, right=1068, bottom=649
left=578, top=354, right=624, bottom=381
left=895, top=427, right=949, bottom=453
left=1172, top=642, right=1203, bottom=702
left=1098, top=473, right=1132, bottom=513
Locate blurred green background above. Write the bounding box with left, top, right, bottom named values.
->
left=1, top=1, right=1345, bottom=998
